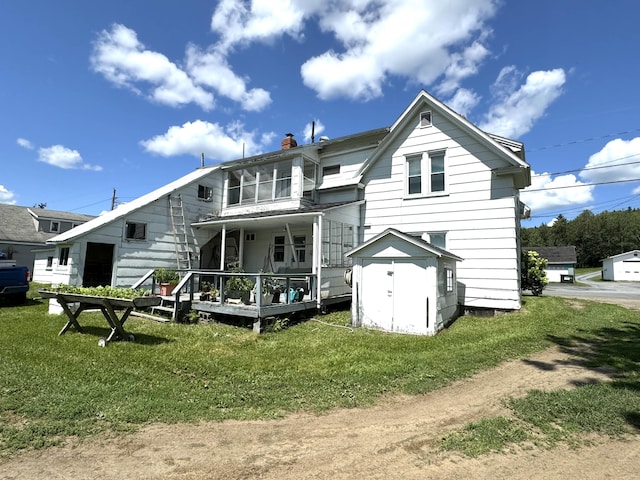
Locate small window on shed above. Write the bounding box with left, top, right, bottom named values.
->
left=322, top=165, right=340, bottom=176
left=58, top=247, right=69, bottom=266
left=445, top=268, right=454, bottom=293
left=198, top=184, right=213, bottom=201
left=125, top=221, right=147, bottom=241
left=420, top=110, right=432, bottom=127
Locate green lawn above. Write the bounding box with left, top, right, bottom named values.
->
left=1, top=284, right=639, bottom=458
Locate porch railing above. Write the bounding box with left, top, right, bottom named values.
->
left=133, top=269, right=318, bottom=321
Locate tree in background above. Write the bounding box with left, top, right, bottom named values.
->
left=521, top=250, right=548, bottom=296
left=522, top=207, right=640, bottom=267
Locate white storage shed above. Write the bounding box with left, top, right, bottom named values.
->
left=602, top=250, right=640, bottom=281
left=345, top=228, right=462, bottom=336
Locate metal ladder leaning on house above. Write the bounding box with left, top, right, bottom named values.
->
left=169, top=194, right=192, bottom=270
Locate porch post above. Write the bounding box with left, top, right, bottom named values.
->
left=220, top=225, right=227, bottom=270
left=315, top=215, right=322, bottom=307
left=239, top=227, right=245, bottom=269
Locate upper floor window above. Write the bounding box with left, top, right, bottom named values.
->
left=50, top=221, right=60, bottom=233
left=429, top=232, right=447, bottom=249
left=405, top=150, right=447, bottom=197
left=322, top=164, right=340, bottom=176
left=420, top=110, right=432, bottom=127
left=125, top=221, right=146, bottom=241
left=198, top=184, right=213, bottom=201
left=227, top=160, right=292, bottom=206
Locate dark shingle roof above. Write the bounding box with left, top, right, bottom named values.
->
left=0, top=204, right=95, bottom=244
left=523, top=246, right=577, bottom=264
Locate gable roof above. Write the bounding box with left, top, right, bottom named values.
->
left=602, top=249, right=640, bottom=261
left=0, top=204, right=95, bottom=244
left=523, top=246, right=577, bottom=264
left=356, top=89, right=531, bottom=188
left=345, top=227, right=463, bottom=261
left=48, top=165, right=220, bottom=243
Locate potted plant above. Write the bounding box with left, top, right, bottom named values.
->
left=154, top=268, right=180, bottom=296
left=224, top=267, right=253, bottom=304
left=258, top=272, right=280, bottom=305
left=199, top=281, right=219, bottom=301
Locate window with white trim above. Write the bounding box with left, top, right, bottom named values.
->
left=445, top=267, right=454, bottom=293
left=50, top=221, right=60, bottom=233
left=429, top=232, right=447, bottom=249
left=420, top=110, right=432, bottom=127
left=58, top=247, right=69, bottom=266
left=227, top=160, right=292, bottom=206
left=125, top=221, right=146, bottom=241
left=405, top=150, right=447, bottom=197
left=198, top=184, right=213, bottom=201
left=321, top=220, right=354, bottom=267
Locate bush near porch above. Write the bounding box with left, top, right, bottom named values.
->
left=1, top=283, right=639, bottom=458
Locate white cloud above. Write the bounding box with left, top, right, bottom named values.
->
left=0, top=185, right=17, bottom=205
left=140, top=120, right=275, bottom=161
left=445, top=88, right=480, bottom=117
left=37, top=145, right=102, bottom=171
left=91, top=24, right=215, bottom=110
left=521, top=171, right=594, bottom=213
left=479, top=67, right=566, bottom=138
left=17, top=138, right=34, bottom=150
left=185, top=46, right=271, bottom=111
left=301, top=0, right=498, bottom=100
left=303, top=118, right=325, bottom=142
left=209, top=1, right=498, bottom=101
left=211, top=0, right=308, bottom=51
left=581, top=137, right=640, bottom=183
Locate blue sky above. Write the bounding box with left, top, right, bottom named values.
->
left=1, top=1, right=639, bottom=227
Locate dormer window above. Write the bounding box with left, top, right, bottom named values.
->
left=420, top=110, right=432, bottom=127
left=50, top=221, right=60, bottom=233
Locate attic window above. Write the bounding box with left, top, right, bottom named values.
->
left=420, top=111, right=432, bottom=127
left=198, top=184, right=213, bottom=201
left=125, top=221, right=147, bottom=241
left=322, top=165, right=340, bottom=176
left=50, top=221, right=60, bottom=233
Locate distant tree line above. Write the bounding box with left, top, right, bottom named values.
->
left=521, top=207, right=640, bottom=267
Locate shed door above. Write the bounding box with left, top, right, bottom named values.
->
left=361, top=258, right=429, bottom=334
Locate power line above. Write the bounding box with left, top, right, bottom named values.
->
left=532, top=153, right=640, bottom=179
left=525, top=176, right=640, bottom=193
left=528, top=128, right=640, bottom=152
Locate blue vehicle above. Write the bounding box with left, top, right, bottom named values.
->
left=0, top=252, right=30, bottom=305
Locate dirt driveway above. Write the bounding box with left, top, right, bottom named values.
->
left=2, top=341, right=639, bottom=480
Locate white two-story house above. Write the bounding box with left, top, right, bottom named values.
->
left=44, top=90, right=530, bottom=315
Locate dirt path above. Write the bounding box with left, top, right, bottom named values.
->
left=3, top=346, right=639, bottom=480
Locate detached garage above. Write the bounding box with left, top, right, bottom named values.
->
left=345, top=228, right=462, bottom=336
left=602, top=250, right=640, bottom=281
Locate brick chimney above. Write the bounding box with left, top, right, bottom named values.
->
left=281, top=133, right=297, bottom=150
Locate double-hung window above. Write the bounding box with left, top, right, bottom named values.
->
left=405, top=150, right=447, bottom=197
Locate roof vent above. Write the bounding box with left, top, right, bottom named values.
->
left=319, top=136, right=329, bottom=142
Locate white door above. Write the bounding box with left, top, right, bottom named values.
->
left=361, top=258, right=429, bottom=334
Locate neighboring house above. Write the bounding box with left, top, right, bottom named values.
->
left=0, top=204, right=94, bottom=278
left=523, top=246, right=577, bottom=283
left=45, top=90, right=530, bottom=314
left=602, top=250, right=640, bottom=281
left=345, top=228, right=462, bottom=335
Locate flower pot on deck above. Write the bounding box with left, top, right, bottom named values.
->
left=160, top=283, right=177, bottom=296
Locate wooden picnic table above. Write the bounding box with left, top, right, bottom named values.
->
left=39, top=290, right=161, bottom=346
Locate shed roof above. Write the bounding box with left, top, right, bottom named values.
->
left=346, top=228, right=463, bottom=261
left=523, top=246, right=577, bottom=264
